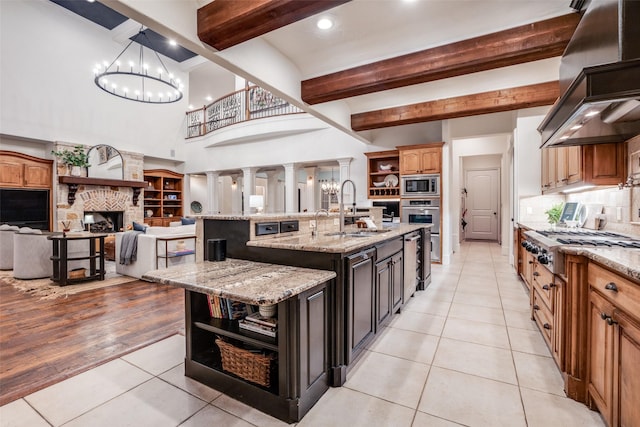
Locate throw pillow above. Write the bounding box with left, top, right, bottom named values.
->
left=181, top=217, right=196, bottom=225
left=132, top=221, right=147, bottom=232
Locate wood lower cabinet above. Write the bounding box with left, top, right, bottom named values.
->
left=587, top=262, right=640, bottom=427
left=375, top=237, right=404, bottom=329
left=614, top=310, right=640, bottom=427
left=185, top=282, right=331, bottom=423
left=346, top=248, right=375, bottom=364
left=531, top=262, right=564, bottom=369
left=375, top=250, right=403, bottom=328
left=588, top=289, right=615, bottom=425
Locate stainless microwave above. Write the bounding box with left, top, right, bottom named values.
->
left=400, top=174, right=440, bottom=198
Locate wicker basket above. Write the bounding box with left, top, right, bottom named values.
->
left=215, top=338, right=275, bottom=387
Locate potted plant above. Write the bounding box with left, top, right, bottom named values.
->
left=545, top=203, right=563, bottom=229
left=51, top=145, right=90, bottom=176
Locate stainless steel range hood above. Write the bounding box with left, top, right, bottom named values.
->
left=538, top=0, right=640, bottom=148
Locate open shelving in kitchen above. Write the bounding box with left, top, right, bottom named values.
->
left=365, top=150, right=400, bottom=199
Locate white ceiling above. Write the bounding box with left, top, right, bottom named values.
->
left=187, top=0, right=573, bottom=141
left=92, top=0, right=577, bottom=144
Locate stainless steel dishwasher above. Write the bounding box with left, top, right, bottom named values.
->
left=403, top=232, right=420, bottom=302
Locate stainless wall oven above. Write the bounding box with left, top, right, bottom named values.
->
left=401, top=199, right=440, bottom=262
left=400, top=174, right=440, bottom=198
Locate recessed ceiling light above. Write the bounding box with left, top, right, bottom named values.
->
left=206, top=96, right=213, bottom=102
left=317, top=17, right=334, bottom=30
left=169, top=39, right=177, bottom=47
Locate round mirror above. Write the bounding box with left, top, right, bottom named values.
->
left=87, top=145, right=123, bottom=179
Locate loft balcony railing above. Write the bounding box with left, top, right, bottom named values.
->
left=185, top=85, right=305, bottom=138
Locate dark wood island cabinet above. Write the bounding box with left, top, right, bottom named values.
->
left=200, top=217, right=432, bottom=384
left=143, top=259, right=336, bottom=423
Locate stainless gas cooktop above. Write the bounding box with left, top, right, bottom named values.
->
left=523, top=229, right=640, bottom=275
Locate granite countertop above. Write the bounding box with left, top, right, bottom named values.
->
left=246, top=223, right=429, bottom=253
left=560, top=246, right=640, bottom=282
left=191, top=209, right=382, bottom=222
left=142, top=258, right=336, bottom=305
left=516, top=221, right=555, bottom=231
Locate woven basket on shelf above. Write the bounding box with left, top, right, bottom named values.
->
left=215, top=338, right=275, bottom=387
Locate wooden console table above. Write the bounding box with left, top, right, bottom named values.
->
left=49, top=232, right=107, bottom=285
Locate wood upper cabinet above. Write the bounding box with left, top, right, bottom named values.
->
left=0, top=151, right=52, bottom=189
left=399, top=143, right=443, bottom=175
left=555, top=145, right=581, bottom=187
left=541, top=148, right=557, bottom=191
left=542, top=143, right=625, bottom=194
left=587, top=262, right=640, bottom=427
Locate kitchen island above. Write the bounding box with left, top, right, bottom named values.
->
left=143, top=259, right=336, bottom=423
left=197, top=215, right=432, bottom=384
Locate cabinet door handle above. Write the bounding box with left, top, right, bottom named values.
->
left=533, top=272, right=540, bottom=277
left=604, top=282, right=618, bottom=292
left=606, top=317, right=618, bottom=326
left=543, top=323, right=551, bottom=330
left=529, top=261, right=534, bottom=264
left=542, top=284, right=550, bottom=291
left=533, top=304, right=539, bottom=310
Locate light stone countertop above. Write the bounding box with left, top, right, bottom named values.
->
left=246, top=223, right=429, bottom=253
left=142, top=258, right=336, bottom=305
left=560, top=246, right=640, bottom=282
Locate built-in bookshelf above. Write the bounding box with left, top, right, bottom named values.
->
left=143, top=169, right=183, bottom=226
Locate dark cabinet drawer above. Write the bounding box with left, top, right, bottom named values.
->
left=279, top=220, right=299, bottom=233
left=255, top=222, right=279, bottom=236
left=376, top=237, right=403, bottom=260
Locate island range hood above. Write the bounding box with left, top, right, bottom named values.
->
left=538, top=0, right=640, bottom=148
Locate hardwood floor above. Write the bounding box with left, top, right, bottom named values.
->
left=0, top=277, right=184, bottom=406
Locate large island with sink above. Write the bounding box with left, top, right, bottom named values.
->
left=143, top=211, right=431, bottom=422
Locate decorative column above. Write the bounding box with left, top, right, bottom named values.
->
left=304, top=166, right=317, bottom=212
left=283, top=163, right=298, bottom=213
left=242, top=167, right=259, bottom=215
left=205, top=171, right=220, bottom=214
left=265, top=170, right=281, bottom=213
left=337, top=157, right=353, bottom=199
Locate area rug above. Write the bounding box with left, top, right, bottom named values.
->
left=0, top=270, right=138, bottom=299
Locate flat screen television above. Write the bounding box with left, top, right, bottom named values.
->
left=0, top=188, right=50, bottom=230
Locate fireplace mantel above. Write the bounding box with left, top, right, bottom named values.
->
left=59, top=176, right=146, bottom=206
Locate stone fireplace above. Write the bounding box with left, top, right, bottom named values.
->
left=54, top=143, right=144, bottom=232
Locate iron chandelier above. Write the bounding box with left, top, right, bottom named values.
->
left=93, top=28, right=183, bottom=104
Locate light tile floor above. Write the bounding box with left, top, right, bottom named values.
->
left=0, top=242, right=606, bottom=427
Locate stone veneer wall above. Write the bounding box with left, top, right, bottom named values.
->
left=54, top=142, right=145, bottom=231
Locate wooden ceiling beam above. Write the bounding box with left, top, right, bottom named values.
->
left=351, top=81, right=559, bottom=131
left=302, top=14, right=579, bottom=105
left=198, top=0, right=351, bottom=51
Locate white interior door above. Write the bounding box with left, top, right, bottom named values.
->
left=465, top=168, right=499, bottom=241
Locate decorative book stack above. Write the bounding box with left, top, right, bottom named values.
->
left=238, top=312, right=277, bottom=338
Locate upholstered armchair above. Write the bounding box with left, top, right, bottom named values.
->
left=0, top=224, right=20, bottom=270
left=13, top=228, right=54, bottom=279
